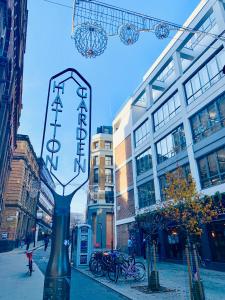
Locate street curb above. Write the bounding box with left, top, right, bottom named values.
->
left=73, top=267, right=132, bottom=300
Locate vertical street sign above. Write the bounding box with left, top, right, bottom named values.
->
left=40, top=68, right=92, bottom=300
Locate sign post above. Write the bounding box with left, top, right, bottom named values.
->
left=40, top=68, right=92, bottom=300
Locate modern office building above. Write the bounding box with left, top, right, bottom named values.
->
left=113, top=0, right=225, bottom=267
left=0, top=135, right=39, bottom=251
left=0, top=1, right=28, bottom=229
left=87, top=126, right=114, bottom=249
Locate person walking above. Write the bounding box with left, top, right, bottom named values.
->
left=43, top=234, right=50, bottom=251
left=25, top=233, right=32, bottom=250
left=142, top=238, right=147, bottom=260
left=127, top=237, right=133, bottom=256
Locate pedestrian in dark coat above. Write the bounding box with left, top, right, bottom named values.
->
left=25, top=234, right=32, bottom=250
left=44, top=235, right=50, bottom=251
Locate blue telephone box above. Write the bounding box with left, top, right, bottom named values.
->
left=72, top=224, right=92, bottom=267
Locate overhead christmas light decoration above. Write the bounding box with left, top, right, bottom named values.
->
left=69, top=0, right=225, bottom=58
left=74, top=22, right=108, bottom=58
left=154, top=23, right=170, bottom=40
left=119, top=24, right=140, bottom=45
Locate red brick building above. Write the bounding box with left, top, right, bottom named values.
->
left=0, top=0, right=28, bottom=240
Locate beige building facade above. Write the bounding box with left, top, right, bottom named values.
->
left=87, top=126, right=114, bottom=249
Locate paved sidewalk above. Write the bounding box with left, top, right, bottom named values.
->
left=77, top=260, right=225, bottom=300
left=0, top=247, right=44, bottom=300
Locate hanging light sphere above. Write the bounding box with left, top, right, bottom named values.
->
left=119, top=24, right=140, bottom=46
left=155, top=23, right=170, bottom=39
left=74, top=23, right=108, bottom=58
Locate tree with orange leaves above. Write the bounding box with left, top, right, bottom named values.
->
left=161, top=167, right=218, bottom=300
left=162, top=167, right=218, bottom=237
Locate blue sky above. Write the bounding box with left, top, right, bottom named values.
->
left=19, top=0, right=199, bottom=213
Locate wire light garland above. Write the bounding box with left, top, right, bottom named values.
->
left=71, top=0, right=225, bottom=58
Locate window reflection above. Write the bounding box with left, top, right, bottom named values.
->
left=138, top=180, right=155, bottom=208
left=198, top=147, right=225, bottom=188
left=134, top=119, right=150, bottom=148
left=185, top=49, right=225, bottom=104
left=136, top=148, right=152, bottom=176
left=156, top=125, right=186, bottom=163
left=154, top=93, right=181, bottom=131
left=190, top=92, right=225, bottom=143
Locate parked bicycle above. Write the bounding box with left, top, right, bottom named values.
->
left=108, top=254, right=145, bottom=283
left=89, top=250, right=121, bottom=277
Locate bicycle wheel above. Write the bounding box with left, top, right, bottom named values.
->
left=108, top=264, right=119, bottom=283
left=133, top=262, right=145, bottom=281
left=29, top=260, right=33, bottom=276
left=89, top=257, right=97, bottom=272
left=92, top=261, right=105, bottom=277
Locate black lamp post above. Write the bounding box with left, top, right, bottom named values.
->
left=40, top=68, right=92, bottom=300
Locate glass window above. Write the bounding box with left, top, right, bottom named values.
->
left=105, top=169, right=113, bottom=184
left=218, top=149, right=225, bottom=174
left=136, top=148, right=152, bottom=176
left=153, top=93, right=181, bottom=131
left=198, top=147, right=225, bottom=189
left=94, top=142, right=99, bottom=149
left=105, top=156, right=113, bottom=166
left=218, top=95, right=225, bottom=124
left=138, top=180, right=155, bottom=208
left=94, top=169, right=99, bottom=183
left=105, top=186, right=114, bottom=203
left=105, top=141, right=112, bottom=150
left=93, top=156, right=99, bottom=166
left=184, top=12, right=216, bottom=51
left=185, top=49, right=224, bottom=104
left=156, top=125, right=186, bottom=163
left=190, top=92, right=225, bottom=143
left=199, top=68, right=210, bottom=92
left=134, top=119, right=150, bottom=148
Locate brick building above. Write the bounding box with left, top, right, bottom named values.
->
left=113, top=102, right=135, bottom=252
left=0, top=135, right=39, bottom=251
left=87, top=126, right=114, bottom=249
left=0, top=0, right=28, bottom=229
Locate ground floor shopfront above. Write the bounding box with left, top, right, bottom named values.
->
left=127, top=214, right=225, bottom=271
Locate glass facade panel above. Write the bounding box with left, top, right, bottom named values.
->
left=134, top=119, right=150, bottom=148
left=185, top=49, right=224, bottom=104
left=153, top=93, right=181, bottom=131
left=138, top=180, right=156, bottom=208
left=136, top=148, right=152, bottom=176
left=190, top=92, right=225, bottom=143
left=198, top=147, right=225, bottom=188
left=156, top=125, right=186, bottom=163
